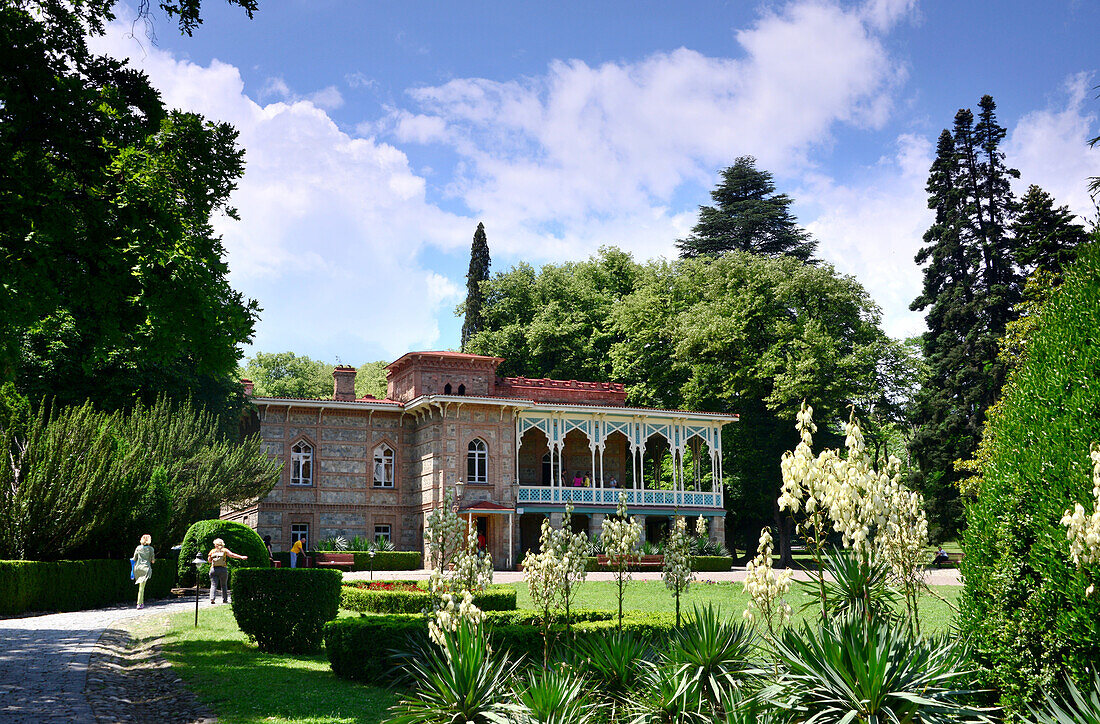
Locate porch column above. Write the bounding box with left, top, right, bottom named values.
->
left=589, top=513, right=605, bottom=539
left=508, top=512, right=514, bottom=569
left=635, top=514, right=647, bottom=546
left=710, top=513, right=725, bottom=548
left=549, top=511, right=564, bottom=530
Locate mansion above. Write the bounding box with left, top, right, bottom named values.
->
left=224, top=352, right=737, bottom=569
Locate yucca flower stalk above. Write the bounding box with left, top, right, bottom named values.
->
left=742, top=527, right=793, bottom=640
left=600, top=493, right=642, bottom=631
left=663, top=515, right=694, bottom=627
left=1060, top=443, right=1100, bottom=597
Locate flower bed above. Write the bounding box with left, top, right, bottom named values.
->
left=343, top=580, right=422, bottom=592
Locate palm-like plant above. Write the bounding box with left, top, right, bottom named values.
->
left=387, top=622, right=522, bottom=724
left=663, top=605, right=758, bottom=711
left=628, top=665, right=707, bottom=724
left=811, top=547, right=901, bottom=626
left=514, top=668, right=597, bottom=724
left=772, top=615, right=988, bottom=723
left=1027, top=676, right=1100, bottom=724
left=568, top=631, right=653, bottom=715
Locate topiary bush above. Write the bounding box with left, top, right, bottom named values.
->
left=232, top=568, right=341, bottom=653
left=177, top=519, right=269, bottom=586
left=959, top=240, right=1100, bottom=715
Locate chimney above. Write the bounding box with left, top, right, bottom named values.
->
left=333, top=365, right=357, bottom=401
left=241, top=378, right=254, bottom=397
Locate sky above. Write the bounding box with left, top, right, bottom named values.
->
left=91, top=0, right=1100, bottom=367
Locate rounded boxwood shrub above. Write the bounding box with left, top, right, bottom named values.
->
left=177, top=519, right=269, bottom=586
left=959, top=240, right=1100, bottom=714
left=233, top=568, right=341, bottom=653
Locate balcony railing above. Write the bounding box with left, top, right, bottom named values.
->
left=517, top=485, right=721, bottom=509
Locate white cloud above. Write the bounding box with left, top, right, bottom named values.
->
left=258, top=76, right=344, bottom=110
left=388, top=0, right=911, bottom=261
left=90, top=22, right=470, bottom=362
left=1006, top=72, right=1100, bottom=223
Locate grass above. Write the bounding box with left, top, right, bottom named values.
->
left=508, top=579, right=962, bottom=634
left=126, top=606, right=396, bottom=724
left=127, top=579, right=961, bottom=723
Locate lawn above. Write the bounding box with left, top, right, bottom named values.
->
left=509, top=579, right=961, bottom=633
left=130, top=579, right=961, bottom=723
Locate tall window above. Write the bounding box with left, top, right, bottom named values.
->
left=291, top=523, right=309, bottom=549
left=467, top=438, right=488, bottom=484
left=291, top=440, right=313, bottom=486
left=373, top=444, right=395, bottom=488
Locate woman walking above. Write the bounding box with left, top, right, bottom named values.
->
left=132, top=534, right=155, bottom=609
left=207, top=538, right=248, bottom=604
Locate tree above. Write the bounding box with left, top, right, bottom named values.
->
left=909, top=97, right=1087, bottom=538
left=355, top=360, right=389, bottom=399
left=460, top=222, right=491, bottom=352
left=676, top=157, right=818, bottom=262
left=241, top=352, right=334, bottom=399
left=1, top=0, right=259, bottom=430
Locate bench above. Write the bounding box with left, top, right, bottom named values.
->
left=931, top=552, right=962, bottom=568
left=313, top=552, right=355, bottom=571
left=597, top=554, right=663, bottom=570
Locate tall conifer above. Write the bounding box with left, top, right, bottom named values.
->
left=461, top=222, right=491, bottom=351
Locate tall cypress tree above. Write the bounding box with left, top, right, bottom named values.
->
left=461, top=222, right=491, bottom=352
left=676, top=156, right=818, bottom=262
left=909, top=96, right=1086, bottom=537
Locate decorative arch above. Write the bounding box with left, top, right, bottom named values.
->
left=444, top=383, right=453, bottom=395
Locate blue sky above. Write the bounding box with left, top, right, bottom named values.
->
left=94, top=0, right=1100, bottom=367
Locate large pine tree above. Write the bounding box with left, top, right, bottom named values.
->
left=460, top=222, right=491, bottom=351
left=909, top=96, right=1087, bottom=537
left=676, top=156, right=818, bottom=262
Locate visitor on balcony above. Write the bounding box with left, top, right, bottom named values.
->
left=583, top=471, right=591, bottom=487
left=607, top=476, right=617, bottom=488
left=572, top=471, right=584, bottom=486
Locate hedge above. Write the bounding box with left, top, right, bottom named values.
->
left=692, top=556, right=734, bottom=571
left=0, top=558, right=175, bottom=615
left=178, top=520, right=270, bottom=586
left=959, top=240, right=1100, bottom=715
left=232, top=568, right=342, bottom=653
left=324, top=609, right=676, bottom=683
left=350, top=551, right=421, bottom=571
left=339, top=583, right=516, bottom=614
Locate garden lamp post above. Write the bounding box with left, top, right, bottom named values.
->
left=368, top=549, right=376, bottom=580
left=191, top=554, right=205, bottom=627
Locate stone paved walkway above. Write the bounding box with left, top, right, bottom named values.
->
left=0, top=598, right=200, bottom=723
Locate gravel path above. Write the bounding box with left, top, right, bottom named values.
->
left=0, top=598, right=201, bottom=722
left=345, top=566, right=964, bottom=586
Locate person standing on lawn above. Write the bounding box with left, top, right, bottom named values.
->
left=207, top=538, right=247, bottom=604
left=131, top=534, right=155, bottom=609
left=289, top=538, right=304, bottom=568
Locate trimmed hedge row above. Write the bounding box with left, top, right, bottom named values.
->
left=0, top=558, right=176, bottom=615
left=339, top=583, right=517, bottom=613
left=692, top=556, right=734, bottom=571
left=324, top=608, right=677, bottom=683
left=232, top=568, right=342, bottom=653
left=350, top=551, right=422, bottom=571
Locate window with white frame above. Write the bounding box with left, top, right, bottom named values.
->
left=373, top=444, right=394, bottom=487
left=467, top=438, right=488, bottom=484
left=374, top=524, right=391, bottom=543
left=291, top=440, right=313, bottom=485
left=291, top=523, right=309, bottom=549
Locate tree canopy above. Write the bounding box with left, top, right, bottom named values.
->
left=461, top=222, right=492, bottom=352
left=1, top=0, right=260, bottom=429
left=466, top=248, right=886, bottom=556
left=676, top=157, right=818, bottom=263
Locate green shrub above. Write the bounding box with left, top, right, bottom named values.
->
left=692, top=556, right=734, bottom=571
left=177, top=519, right=269, bottom=586
left=324, top=609, right=675, bottom=683
left=350, top=551, right=422, bottom=571
left=339, top=583, right=516, bottom=614
left=232, top=568, right=341, bottom=653
left=0, top=558, right=175, bottom=615
left=960, top=240, right=1100, bottom=714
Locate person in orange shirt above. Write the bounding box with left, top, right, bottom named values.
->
left=290, top=538, right=304, bottom=568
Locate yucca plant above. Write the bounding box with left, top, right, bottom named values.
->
left=719, top=689, right=786, bottom=724
left=514, top=667, right=598, bottom=724
left=628, top=665, right=707, bottom=724
left=639, top=540, right=661, bottom=556
left=371, top=535, right=397, bottom=552
left=808, top=547, right=901, bottom=626
left=1027, top=676, right=1100, bottom=724
left=568, top=631, right=653, bottom=716
left=771, top=615, right=988, bottom=723
left=663, top=605, right=758, bottom=711
left=387, top=622, right=522, bottom=724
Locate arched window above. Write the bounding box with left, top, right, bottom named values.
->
left=291, top=440, right=313, bottom=486
left=373, top=444, right=395, bottom=488
left=444, top=383, right=452, bottom=395
left=467, top=438, right=488, bottom=484
left=457, top=384, right=466, bottom=396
